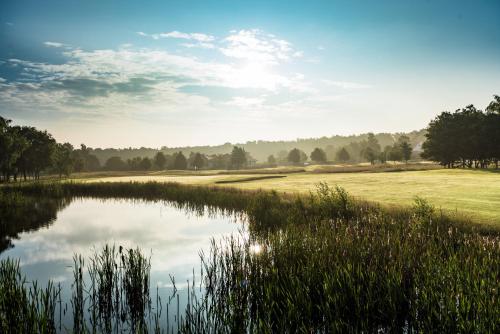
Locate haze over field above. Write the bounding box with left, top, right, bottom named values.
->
left=1, top=0, right=499, bottom=148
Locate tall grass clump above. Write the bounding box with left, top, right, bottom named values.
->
left=0, top=259, right=60, bottom=333
left=179, top=185, right=499, bottom=333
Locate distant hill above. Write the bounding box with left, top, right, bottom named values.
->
left=89, top=129, right=427, bottom=164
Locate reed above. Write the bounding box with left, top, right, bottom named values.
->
left=1, top=181, right=499, bottom=332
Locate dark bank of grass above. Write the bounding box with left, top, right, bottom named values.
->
left=1, top=181, right=499, bottom=332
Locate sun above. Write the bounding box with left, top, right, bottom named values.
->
left=236, top=62, right=278, bottom=90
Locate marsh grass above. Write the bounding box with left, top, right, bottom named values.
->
left=1, top=181, right=499, bottom=332
left=0, top=258, right=60, bottom=333
left=180, top=187, right=499, bottom=333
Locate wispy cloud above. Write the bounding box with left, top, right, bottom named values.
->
left=220, top=29, right=300, bottom=65
left=137, top=30, right=214, bottom=42
left=44, top=41, right=65, bottom=48
left=137, top=30, right=216, bottom=48
left=322, top=80, right=371, bottom=89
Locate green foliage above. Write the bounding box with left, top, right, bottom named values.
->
left=105, top=156, right=127, bottom=170
left=173, top=151, right=188, bottom=170
left=422, top=97, right=500, bottom=168
left=287, top=148, right=306, bottom=164
left=153, top=152, right=166, bottom=170
left=191, top=152, right=206, bottom=170
left=310, top=147, right=327, bottom=162
left=267, top=154, right=276, bottom=165
left=335, top=147, right=350, bottom=162
left=412, top=196, right=435, bottom=220
left=230, top=146, right=247, bottom=169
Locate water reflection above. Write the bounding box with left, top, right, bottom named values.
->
left=0, top=197, right=244, bottom=289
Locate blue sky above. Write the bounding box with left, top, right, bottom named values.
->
left=1, top=0, right=499, bottom=147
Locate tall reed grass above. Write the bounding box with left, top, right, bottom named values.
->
left=0, top=181, right=498, bottom=332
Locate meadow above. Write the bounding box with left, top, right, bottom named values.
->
left=75, top=166, right=500, bottom=225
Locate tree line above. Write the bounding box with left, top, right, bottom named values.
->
left=271, top=133, right=413, bottom=165
left=0, top=117, right=102, bottom=181
left=1, top=114, right=417, bottom=182
left=102, top=146, right=253, bottom=171
left=421, top=95, right=500, bottom=168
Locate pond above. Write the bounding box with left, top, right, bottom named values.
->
left=0, top=196, right=246, bottom=331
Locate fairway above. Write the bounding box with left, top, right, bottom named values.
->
left=81, top=169, right=500, bottom=225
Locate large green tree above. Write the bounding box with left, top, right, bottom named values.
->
left=53, top=143, right=75, bottom=177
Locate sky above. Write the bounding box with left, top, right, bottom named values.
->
left=1, top=0, right=499, bottom=148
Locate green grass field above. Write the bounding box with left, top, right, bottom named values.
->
left=77, top=168, right=500, bottom=225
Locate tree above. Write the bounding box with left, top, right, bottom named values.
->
left=230, top=146, right=247, bottom=169
left=486, top=95, right=500, bottom=114
left=154, top=152, right=167, bottom=170
left=105, top=156, right=126, bottom=170
left=362, top=147, right=377, bottom=165
left=388, top=145, right=402, bottom=162
left=400, top=141, right=412, bottom=163
left=53, top=143, right=74, bottom=177
left=336, top=147, right=350, bottom=163
left=192, top=153, right=205, bottom=170
left=288, top=148, right=302, bottom=164
left=267, top=155, right=277, bottom=165
left=139, top=157, right=152, bottom=170
left=173, top=152, right=187, bottom=170
left=361, top=133, right=381, bottom=164
left=310, top=148, right=327, bottom=163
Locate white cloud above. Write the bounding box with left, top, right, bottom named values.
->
left=181, top=42, right=215, bottom=49
left=0, top=40, right=313, bottom=121
left=44, top=41, right=65, bottom=48
left=137, top=30, right=214, bottom=42
left=220, top=29, right=298, bottom=65
left=322, top=80, right=371, bottom=89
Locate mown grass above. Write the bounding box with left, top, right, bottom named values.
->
left=73, top=168, right=500, bottom=225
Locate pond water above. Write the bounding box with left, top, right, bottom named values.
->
left=0, top=196, right=246, bottom=330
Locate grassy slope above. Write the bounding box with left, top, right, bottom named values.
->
left=78, top=168, right=500, bottom=225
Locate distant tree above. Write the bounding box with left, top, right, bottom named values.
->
left=230, top=146, right=247, bottom=169
left=86, top=154, right=101, bottom=171
left=288, top=148, right=302, bottom=164
left=105, top=156, right=126, bottom=170
left=173, top=152, right=188, bottom=170
left=361, top=133, right=381, bottom=165
left=362, top=147, right=377, bottom=165
left=388, top=145, right=402, bottom=162
left=127, top=157, right=142, bottom=170
left=53, top=143, right=74, bottom=177
left=192, top=152, right=205, bottom=170
left=400, top=141, right=413, bottom=163
left=336, top=147, right=350, bottom=163
left=267, top=154, right=277, bottom=165
left=209, top=154, right=230, bottom=169
left=139, top=157, right=152, bottom=170
left=310, top=148, right=327, bottom=163
left=154, top=152, right=167, bottom=170
left=379, top=146, right=389, bottom=164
